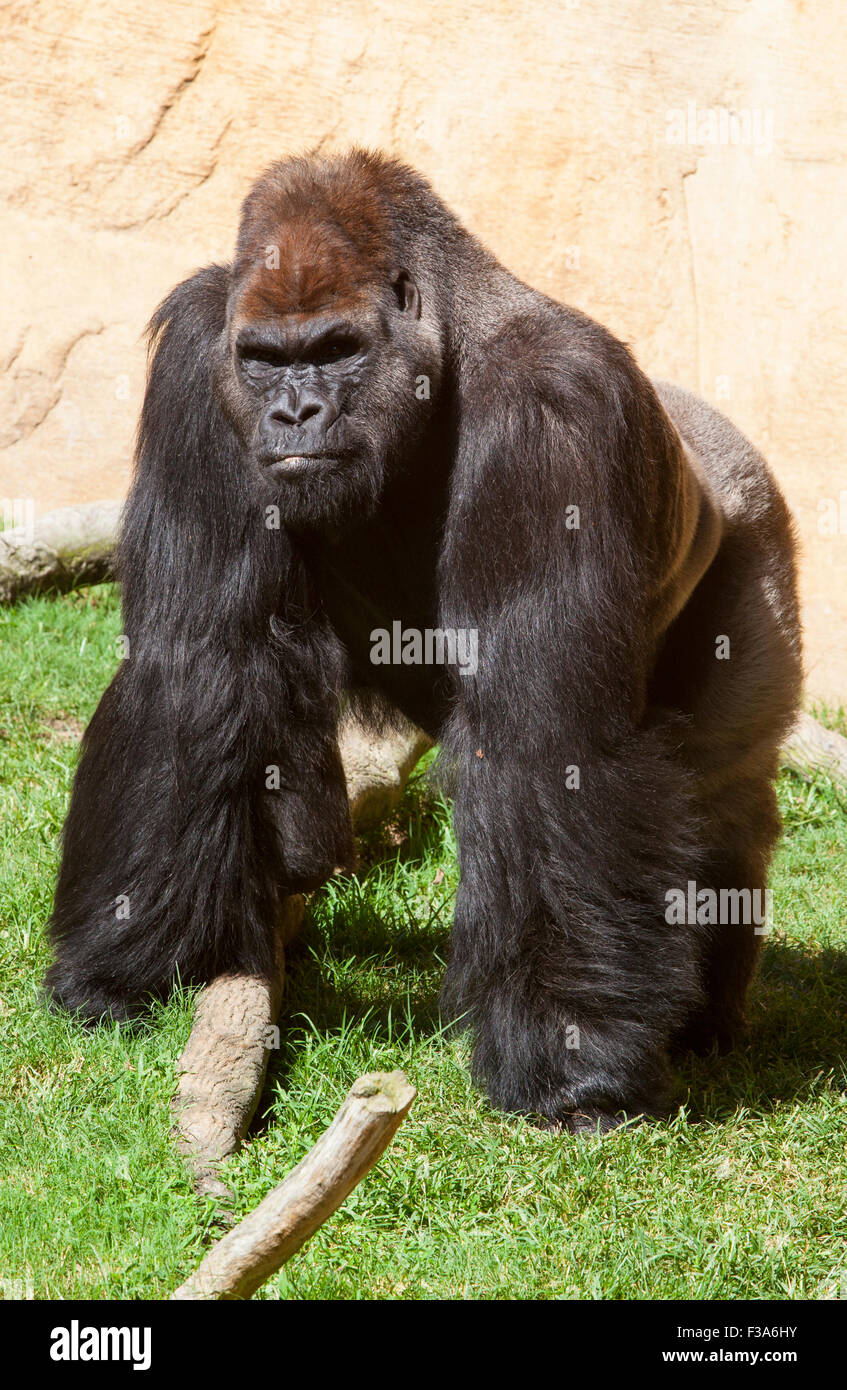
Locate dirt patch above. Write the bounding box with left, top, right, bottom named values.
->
left=42, top=714, right=85, bottom=742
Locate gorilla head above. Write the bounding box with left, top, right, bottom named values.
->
left=218, top=155, right=445, bottom=530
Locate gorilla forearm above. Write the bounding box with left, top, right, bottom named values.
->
left=442, top=719, right=707, bottom=1124
left=46, top=648, right=352, bottom=1021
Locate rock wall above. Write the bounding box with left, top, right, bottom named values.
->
left=2, top=0, right=845, bottom=698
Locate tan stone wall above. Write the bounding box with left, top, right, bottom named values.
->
left=2, top=0, right=845, bottom=699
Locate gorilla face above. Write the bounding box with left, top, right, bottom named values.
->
left=237, top=311, right=378, bottom=473
left=221, top=240, right=438, bottom=532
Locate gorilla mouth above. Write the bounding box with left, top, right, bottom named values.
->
left=262, top=454, right=336, bottom=476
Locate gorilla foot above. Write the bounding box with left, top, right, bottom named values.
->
left=559, top=1107, right=643, bottom=1136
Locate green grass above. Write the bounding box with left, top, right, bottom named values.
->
left=0, top=585, right=845, bottom=1301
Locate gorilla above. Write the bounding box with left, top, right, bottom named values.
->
left=46, top=149, right=802, bottom=1131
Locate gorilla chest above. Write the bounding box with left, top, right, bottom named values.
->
left=305, top=525, right=450, bottom=735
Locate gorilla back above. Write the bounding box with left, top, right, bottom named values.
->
left=46, top=149, right=802, bottom=1131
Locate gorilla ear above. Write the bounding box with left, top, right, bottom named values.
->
left=391, top=268, right=422, bottom=319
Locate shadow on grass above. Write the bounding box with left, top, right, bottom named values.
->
left=285, top=905, right=448, bottom=1036
left=677, top=939, right=847, bottom=1122
left=251, top=914, right=448, bottom=1134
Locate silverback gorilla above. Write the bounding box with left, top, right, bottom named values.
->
left=46, top=149, right=802, bottom=1131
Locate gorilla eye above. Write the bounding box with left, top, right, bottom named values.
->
left=309, top=335, right=361, bottom=366
left=238, top=344, right=287, bottom=373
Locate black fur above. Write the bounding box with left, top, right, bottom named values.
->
left=46, top=150, right=802, bottom=1129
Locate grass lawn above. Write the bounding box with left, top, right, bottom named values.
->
left=0, top=584, right=845, bottom=1301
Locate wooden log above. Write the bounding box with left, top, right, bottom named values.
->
left=172, top=1070, right=415, bottom=1300
left=171, top=895, right=304, bottom=1201
left=339, top=707, right=433, bottom=827
left=780, top=710, right=847, bottom=785
left=0, top=500, right=121, bottom=603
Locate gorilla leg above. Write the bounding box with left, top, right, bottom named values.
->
left=674, top=779, right=780, bottom=1054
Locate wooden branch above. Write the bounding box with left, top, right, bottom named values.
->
left=0, top=500, right=121, bottom=603
left=172, top=1070, right=415, bottom=1300
left=339, top=707, right=433, bottom=827
left=171, top=895, right=304, bottom=1200
left=780, top=710, right=847, bottom=785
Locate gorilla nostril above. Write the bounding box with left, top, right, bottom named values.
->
left=269, top=396, right=325, bottom=428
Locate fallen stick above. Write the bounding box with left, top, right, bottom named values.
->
left=339, top=708, right=433, bottom=828
left=780, top=709, right=847, bottom=785
left=172, top=894, right=305, bottom=1200
left=172, top=1070, right=415, bottom=1300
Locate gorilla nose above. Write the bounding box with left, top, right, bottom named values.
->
left=269, top=390, right=327, bottom=428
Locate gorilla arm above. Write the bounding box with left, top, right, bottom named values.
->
left=437, top=314, right=713, bottom=1126
left=45, top=267, right=353, bottom=1022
